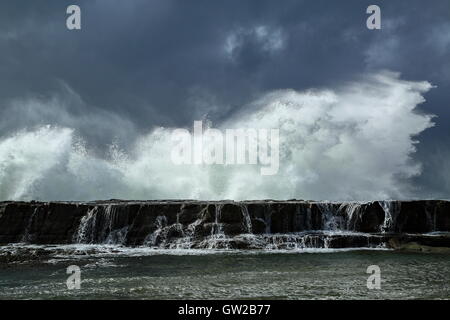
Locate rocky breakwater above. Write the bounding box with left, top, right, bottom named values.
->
left=0, top=200, right=449, bottom=250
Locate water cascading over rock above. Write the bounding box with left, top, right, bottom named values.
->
left=0, top=200, right=449, bottom=250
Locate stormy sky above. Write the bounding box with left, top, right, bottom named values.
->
left=0, top=0, right=449, bottom=200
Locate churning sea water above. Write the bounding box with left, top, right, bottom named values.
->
left=0, top=245, right=449, bottom=299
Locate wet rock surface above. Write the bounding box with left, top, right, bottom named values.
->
left=0, top=200, right=449, bottom=250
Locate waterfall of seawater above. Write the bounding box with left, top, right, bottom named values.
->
left=20, top=207, right=38, bottom=242
left=206, top=204, right=228, bottom=249
left=46, top=200, right=444, bottom=250
left=73, top=205, right=130, bottom=245
left=143, top=215, right=167, bottom=246
left=240, top=204, right=253, bottom=234
left=73, top=207, right=98, bottom=243
left=340, top=202, right=365, bottom=230
left=378, top=201, right=401, bottom=233
left=102, top=205, right=128, bottom=244
left=317, top=203, right=342, bottom=231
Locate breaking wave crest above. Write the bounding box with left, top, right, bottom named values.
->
left=0, top=71, right=434, bottom=201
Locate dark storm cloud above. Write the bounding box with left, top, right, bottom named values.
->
left=0, top=0, right=449, bottom=196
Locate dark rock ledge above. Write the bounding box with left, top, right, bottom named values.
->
left=0, top=200, right=449, bottom=250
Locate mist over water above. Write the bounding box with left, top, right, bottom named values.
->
left=0, top=71, right=434, bottom=201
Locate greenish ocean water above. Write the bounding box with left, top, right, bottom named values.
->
left=0, top=245, right=449, bottom=299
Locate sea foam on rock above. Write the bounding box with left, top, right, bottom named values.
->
left=0, top=200, right=449, bottom=250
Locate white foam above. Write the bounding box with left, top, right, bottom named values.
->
left=0, top=71, right=434, bottom=201
left=0, top=243, right=392, bottom=258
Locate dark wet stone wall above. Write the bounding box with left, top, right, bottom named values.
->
left=0, top=200, right=449, bottom=248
